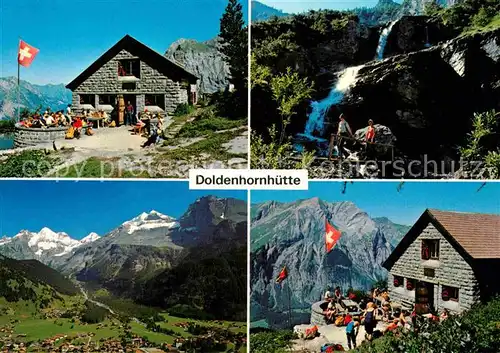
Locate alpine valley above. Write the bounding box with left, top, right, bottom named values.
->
left=0, top=196, right=247, bottom=352
left=250, top=198, right=410, bottom=329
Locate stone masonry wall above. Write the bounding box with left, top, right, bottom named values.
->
left=14, top=126, right=67, bottom=148
left=388, top=222, right=480, bottom=314
left=72, top=49, right=188, bottom=113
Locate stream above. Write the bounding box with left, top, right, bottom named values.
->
left=294, top=20, right=398, bottom=156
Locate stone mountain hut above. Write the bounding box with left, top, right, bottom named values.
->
left=383, top=209, right=500, bottom=314
left=66, top=34, right=198, bottom=116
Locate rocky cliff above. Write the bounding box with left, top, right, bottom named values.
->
left=398, top=0, right=463, bottom=16
left=334, top=27, right=500, bottom=161
left=165, top=38, right=229, bottom=94
left=250, top=198, right=409, bottom=328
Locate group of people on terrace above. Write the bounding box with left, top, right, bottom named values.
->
left=321, top=285, right=452, bottom=351
left=16, top=104, right=165, bottom=147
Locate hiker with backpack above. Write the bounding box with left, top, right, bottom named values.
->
left=345, top=319, right=360, bottom=350
left=362, top=302, right=378, bottom=341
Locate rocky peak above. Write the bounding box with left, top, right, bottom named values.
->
left=165, top=37, right=230, bottom=94
left=120, top=210, right=179, bottom=235
left=180, top=196, right=246, bottom=232
left=80, top=232, right=100, bottom=244
left=250, top=199, right=407, bottom=327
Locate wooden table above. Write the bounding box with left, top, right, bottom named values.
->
left=87, top=117, right=104, bottom=129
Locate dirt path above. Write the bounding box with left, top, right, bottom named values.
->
left=45, top=122, right=247, bottom=177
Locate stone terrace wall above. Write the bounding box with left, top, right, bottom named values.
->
left=388, top=222, right=480, bottom=314
left=14, top=126, right=67, bottom=148
left=310, top=301, right=328, bottom=325
left=72, top=50, right=188, bottom=114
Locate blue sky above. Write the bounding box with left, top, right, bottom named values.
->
left=0, top=181, right=246, bottom=239
left=257, top=0, right=400, bottom=13
left=1, top=0, right=248, bottom=85
left=251, top=182, right=500, bottom=225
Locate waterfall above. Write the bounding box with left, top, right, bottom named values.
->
left=424, top=25, right=431, bottom=48
left=375, top=21, right=397, bottom=60
left=302, top=65, right=363, bottom=138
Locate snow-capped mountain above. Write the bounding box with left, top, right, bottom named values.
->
left=80, top=232, right=101, bottom=244
left=120, top=210, right=179, bottom=235
left=0, top=227, right=100, bottom=262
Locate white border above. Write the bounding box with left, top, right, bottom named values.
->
left=247, top=0, right=252, bottom=172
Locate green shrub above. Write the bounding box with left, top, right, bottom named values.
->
left=0, top=119, right=15, bottom=131
left=352, top=297, right=500, bottom=353
left=173, top=103, right=195, bottom=117
left=459, top=110, right=500, bottom=178
left=0, top=150, right=59, bottom=177
left=177, top=107, right=246, bottom=138
left=250, top=330, right=296, bottom=353
left=471, top=7, right=493, bottom=27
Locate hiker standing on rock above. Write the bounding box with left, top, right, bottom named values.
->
left=337, top=113, right=353, bottom=160
left=365, top=119, right=376, bottom=159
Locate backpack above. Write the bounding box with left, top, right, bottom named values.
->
left=364, top=311, right=375, bottom=326
left=65, top=126, right=74, bottom=139
left=335, top=316, right=344, bottom=326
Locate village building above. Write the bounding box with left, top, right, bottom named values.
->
left=66, top=35, right=198, bottom=117
left=383, top=209, right=500, bottom=314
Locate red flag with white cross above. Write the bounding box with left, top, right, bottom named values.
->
left=325, top=218, right=342, bottom=253
left=18, top=40, right=39, bottom=68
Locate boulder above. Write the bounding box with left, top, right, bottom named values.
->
left=354, top=124, right=396, bottom=155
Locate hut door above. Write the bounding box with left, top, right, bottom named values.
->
left=415, top=281, right=434, bottom=314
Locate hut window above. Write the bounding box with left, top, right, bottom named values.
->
left=424, top=268, right=435, bottom=277
left=393, top=275, right=403, bottom=287
left=406, top=278, right=415, bottom=291
left=422, top=239, right=439, bottom=260
left=118, top=59, right=140, bottom=78
left=442, top=286, right=459, bottom=302
left=122, top=83, right=136, bottom=91
left=79, top=94, right=94, bottom=107
left=98, top=95, right=116, bottom=105
left=145, top=94, right=165, bottom=109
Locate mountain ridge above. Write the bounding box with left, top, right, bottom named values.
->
left=0, top=77, right=71, bottom=119
left=250, top=197, right=410, bottom=328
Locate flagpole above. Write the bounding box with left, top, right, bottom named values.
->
left=287, top=282, right=292, bottom=329
left=17, top=38, right=21, bottom=123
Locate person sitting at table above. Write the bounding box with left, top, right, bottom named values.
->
left=73, top=116, right=83, bottom=139
left=324, top=287, right=334, bottom=302
left=133, top=119, right=146, bottom=135
left=334, top=286, right=343, bottom=304
left=102, top=111, right=111, bottom=126
left=324, top=301, right=337, bottom=323
left=44, top=113, right=55, bottom=127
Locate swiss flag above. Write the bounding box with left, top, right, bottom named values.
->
left=18, top=40, right=39, bottom=68
left=275, top=266, right=288, bottom=284
left=325, top=218, right=342, bottom=253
